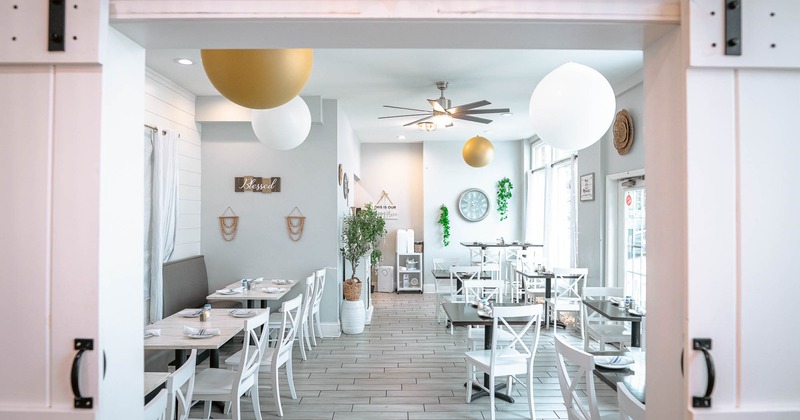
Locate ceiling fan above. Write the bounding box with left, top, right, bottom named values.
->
left=379, top=81, right=510, bottom=128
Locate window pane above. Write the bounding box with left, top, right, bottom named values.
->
left=622, top=187, right=646, bottom=308
left=525, top=170, right=546, bottom=244
left=550, top=160, right=575, bottom=268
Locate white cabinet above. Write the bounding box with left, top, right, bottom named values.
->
left=396, top=252, right=423, bottom=293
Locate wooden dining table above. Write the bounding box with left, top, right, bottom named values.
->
left=441, top=301, right=535, bottom=404
left=591, top=349, right=646, bottom=404
left=144, top=308, right=268, bottom=368
left=583, top=299, right=645, bottom=347
left=206, top=278, right=301, bottom=308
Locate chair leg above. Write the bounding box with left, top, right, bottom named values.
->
left=272, top=369, right=283, bottom=417
left=527, top=367, right=535, bottom=420
left=314, top=311, right=323, bottom=341
left=202, top=400, right=211, bottom=419
left=489, top=374, right=496, bottom=420
left=465, top=363, right=473, bottom=403
left=251, top=382, right=264, bottom=420
left=304, top=320, right=312, bottom=351
left=298, top=324, right=307, bottom=361
left=286, top=358, right=297, bottom=399
left=309, top=312, right=318, bottom=346
left=231, top=396, right=241, bottom=420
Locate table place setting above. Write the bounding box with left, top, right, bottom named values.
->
left=229, top=308, right=257, bottom=318
left=271, top=279, right=293, bottom=285
left=178, top=308, right=203, bottom=317
left=628, top=307, right=646, bottom=316
left=183, top=325, right=221, bottom=339
left=144, top=328, right=161, bottom=338
left=216, top=287, right=244, bottom=295
left=594, top=355, right=635, bottom=370
left=261, top=287, right=284, bottom=294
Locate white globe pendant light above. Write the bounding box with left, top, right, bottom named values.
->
left=529, top=62, right=616, bottom=151
left=251, top=96, right=312, bottom=151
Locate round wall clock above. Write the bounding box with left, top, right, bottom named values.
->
left=458, top=188, right=490, bottom=222
left=342, top=172, right=349, bottom=200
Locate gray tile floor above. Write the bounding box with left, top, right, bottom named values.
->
left=190, top=291, right=620, bottom=419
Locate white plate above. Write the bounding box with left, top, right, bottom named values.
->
left=272, top=279, right=293, bottom=285
left=229, top=309, right=257, bottom=318
left=178, top=309, right=202, bottom=317
left=216, top=288, right=240, bottom=295
left=186, top=333, right=216, bottom=339
left=594, top=356, right=634, bottom=369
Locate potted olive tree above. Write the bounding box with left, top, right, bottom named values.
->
left=340, top=203, right=386, bottom=334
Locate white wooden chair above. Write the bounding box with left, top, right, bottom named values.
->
left=581, top=286, right=631, bottom=352
left=192, top=310, right=270, bottom=420
left=462, top=279, right=513, bottom=350
left=617, top=381, right=646, bottom=420
left=432, top=257, right=459, bottom=271
left=440, top=266, right=480, bottom=333
left=268, top=274, right=314, bottom=360
left=165, top=349, right=196, bottom=420
left=225, top=294, right=303, bottom=417
left=554, top=335, right=616, bottom=420
left=144, top=389, right=169, bottom=420
left=465, top=304, right=543, bottom=420
left=308, top=268, right=326, bottom=346
left=432, top=258, right=459, bottom=323
left=546, top=267, right=587, bottom=330
left=517, top=257, right=546, bottom=304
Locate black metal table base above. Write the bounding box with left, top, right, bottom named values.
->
left=465, top=381, right=515, bottom=403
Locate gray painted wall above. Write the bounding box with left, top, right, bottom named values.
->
left=577, top=74, right=645, bottom=286
left=200, top=99, right=342, bottom=328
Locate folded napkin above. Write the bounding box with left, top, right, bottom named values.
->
left=144, top=329, right=161, bottom=338
left=229, top=309, right=257, bottom=317
left=250, top=277, right=264, bottom=283
left=178, top=308, right=203, bottom=317
left=628, top=307, right=646, bottom=316
left=262, top=287, right=283, bottom=294
left=272, top=279, right=293, bottom=285
left=609, top=296, right=623, bottom=304
left=216, top=287, right=244, bottom=294
left=183, top=326, right=221, bottom=337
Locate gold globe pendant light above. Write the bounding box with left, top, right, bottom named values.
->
left=462, top=136, right=495, bottom=167
left=201, top=49, right=313, bottom=109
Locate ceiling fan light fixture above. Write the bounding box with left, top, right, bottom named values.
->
left=417, top=121, right=436, bottom=132
left=432, top=112, right=452, bottom=127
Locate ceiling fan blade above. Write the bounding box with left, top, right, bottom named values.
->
left=383, top=105, right=432, bottom=113
left=378, top=113, right=432, bottom=119
left=428, top=99, right=447, bottom=113
left=447, top=100, right=491, bottom=113
left=452, top=114, right=493, bottom=124
left=456, top=108, right=511, bottom=115
left=402, top=115, right=433, bottom=127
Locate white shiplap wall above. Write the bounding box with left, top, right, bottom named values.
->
left=144, top=68, right=201, bottom=323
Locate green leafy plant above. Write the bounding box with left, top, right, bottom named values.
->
left=497, top=177, right=513, bottom=221
left=437, top=204, right=451, bottom=247
left=341, top=203, right=387, bottom=281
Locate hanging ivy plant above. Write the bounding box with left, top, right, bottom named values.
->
left=497, top=177, right=513, bottom=221
left=437, top=204, right=451, bottom=247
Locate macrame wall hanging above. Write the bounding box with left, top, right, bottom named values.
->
left=219, top=207, right=239, bottom=241
left=286, top=207, right=306, bottom=242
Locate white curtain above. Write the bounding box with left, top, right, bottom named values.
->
left=144, top=128, right=178, bottom=322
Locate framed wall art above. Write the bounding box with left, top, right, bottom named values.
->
left=580, top=173, right=595, bottom=201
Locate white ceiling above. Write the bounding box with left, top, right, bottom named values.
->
left=145, top=48, right=642, bottom=143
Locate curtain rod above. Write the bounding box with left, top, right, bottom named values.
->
left=144, top=124, right=172, bottom=136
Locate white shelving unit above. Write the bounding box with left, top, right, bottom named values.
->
left=396, top=252, right=423, bottom=293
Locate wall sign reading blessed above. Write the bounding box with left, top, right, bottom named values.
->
left=235, top=176, right=282, bottom=193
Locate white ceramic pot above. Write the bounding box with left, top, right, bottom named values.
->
left=341, top=299, right=365, bottom=334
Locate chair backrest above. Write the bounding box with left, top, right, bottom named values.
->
left=580, top=286, right=625, bottom=341
left=165, top=349, right=196, bottom=420
left=432, top=257, right=459, bottom=270
left=231, top=309, right=271, bottom=396
left=301, top=274, right=315, bottom=325
left=552, top=267, right=588, bottom=303
left=554, top=335, right=601, bottom=420
left=482, top=262, right=501, bottom=280
left=272, top=294, right=303, bottom=369
left=144, top=388, right=169, bottom=420
left=489, top=304, right=543, bottom=373
left=449, top=265, right=480, bottom=303
left=311, top=268, right=326, bottom=314
left=463, top=279, right=505, bottom=304
left=617, top=381, right=646, bottom=420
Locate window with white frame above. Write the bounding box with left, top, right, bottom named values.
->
left=525, top=140, right=578, bottom=268
left=618, top=178, right=647, bottom=308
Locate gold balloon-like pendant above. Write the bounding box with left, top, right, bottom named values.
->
left=201, top=49, right=313, bottom=109
left=462, top=136, right=495, bottom=168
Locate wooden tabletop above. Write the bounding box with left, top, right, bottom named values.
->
left=143, top=308, right=267, bottom=350
left=206, top=278, right=300, bottom=302
left=431, top=270, right=493, bottom=280
left=440, top=302, right=534, bottom=327
left=583, top=299, right=645, bottom=322
left=460, top=241, right=543, bottom=248
left=591, top=349, right=646, bottom=404
left=144, top=371, right=169, bottom=394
